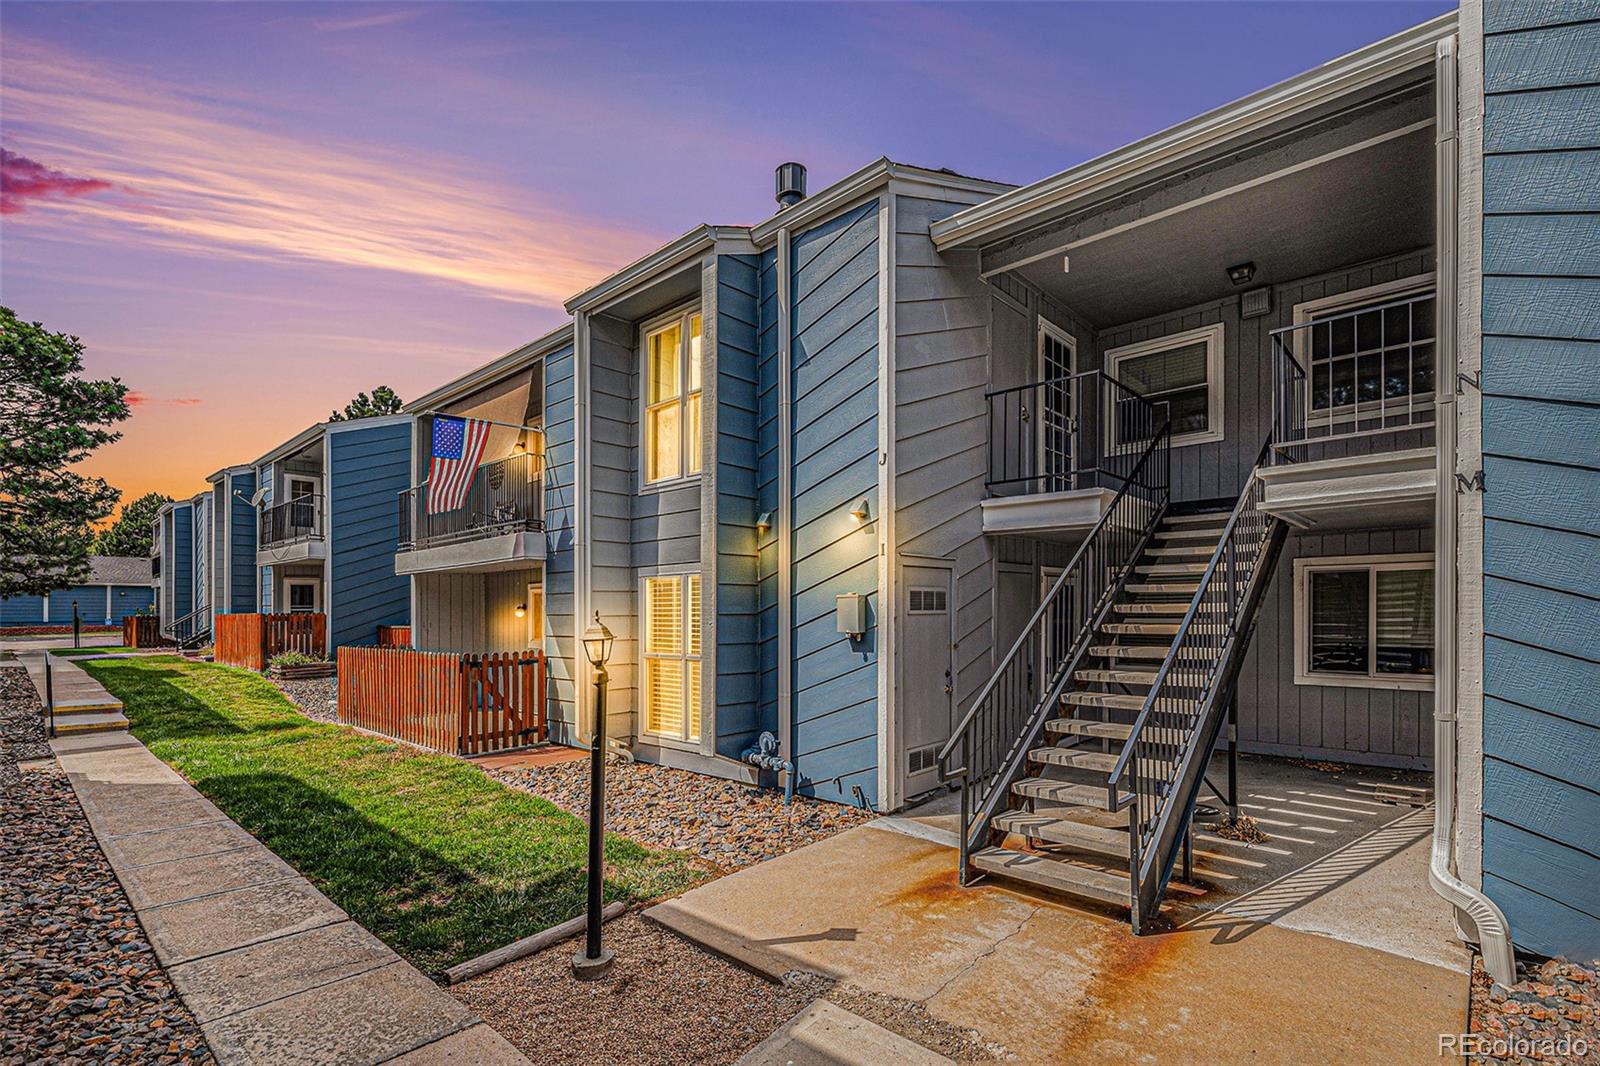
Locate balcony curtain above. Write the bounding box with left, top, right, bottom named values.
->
left=442, top=367, right=535, bottom=463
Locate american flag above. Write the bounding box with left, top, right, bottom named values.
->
left=427, top=416, right=491, bottom=515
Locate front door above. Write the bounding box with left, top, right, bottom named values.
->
left=1038, top=319, right=1076, bottom=492
left=285, top=578, right=320, bottom=614
left=901, top=563, right=955, bottom=798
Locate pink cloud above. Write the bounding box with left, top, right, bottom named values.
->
left=125, top=391, right=202, bottom=409
left=0, top=147, right=111, bottom=214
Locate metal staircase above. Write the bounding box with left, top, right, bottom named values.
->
left=167, top=607, right=213, bottom=653
left=940, top=438, right=1287, bottom=931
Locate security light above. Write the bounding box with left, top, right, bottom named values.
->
left=849, top=498, right=871, bottom=524
left=1227, top=261, right=1256, bottom=286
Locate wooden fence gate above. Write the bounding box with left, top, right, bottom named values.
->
left=215, top=613, right=327, bottom=670
left=337, top=647, right=547, bottom=755
left=122, top=615, right=165, bottom=649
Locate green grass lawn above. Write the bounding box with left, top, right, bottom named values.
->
left=82, top=655, right=708, bottom=976
left=49, top=646, right=137, bottom=657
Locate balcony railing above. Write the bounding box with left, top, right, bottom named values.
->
left=987, top=369, right=1168, bottom=495
left=398, top=452, right=544, bottom=552
left=1271, top=292, right=1436, bottom=463
left=259, top=495, right=324, bottom=548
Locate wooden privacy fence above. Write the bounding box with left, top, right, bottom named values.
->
left=337, top=647, right=547, bottom=755
left=375, top=624, right=411, bottom=648
left=214, top=613, right=327, bottom=670
left=122, top=615, right=166, bottom=649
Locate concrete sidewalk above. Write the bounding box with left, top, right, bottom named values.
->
left=649, top=822, right=1468, bottom=1065
left=20, top=650, right=129, bottom=733
left=50, top=729, right=528, bottom=1065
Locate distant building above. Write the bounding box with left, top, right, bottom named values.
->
left=0, top=556, right=156, bottom=627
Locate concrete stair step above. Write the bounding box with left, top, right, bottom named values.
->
left=1125, top=582, right=1201, bottom=595
left=991, top=813, right=1131, bottom=861
left=1088, top=644, right=1174, bottom=660
left=51, top=711, right=129, bottom=735
left=1101, top=622, right=1181, bottom=636
left=1076, top=668, right=1158, bottom=686
left=1162, top=513, right=1231, bottom=527
left=1136, top=562, right=1210, bottom=575
left=1058, top=693, right=1144, bottom=714
left=1047, top=716, right=1137, bottom=740
left=971, top=847, right=1130, bottom=906
left=1113, top=603, right=1192, bottom=616
left=1027, top=747, right=1119, bottom=773
left=1153, top=528, right=1224, bottom=543
left=1145, top=545, right=1215, bottom=558
left=1013, top=777, right=1131, bottom=811
left=50, top=701, right=125, bottom=716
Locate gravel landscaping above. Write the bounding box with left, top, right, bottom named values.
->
left=490, top=757, right=876, bottom=871
left=454, top=912, right=829, bottom=1066
left=267, top=674, right=338, bottom=724
left=1, top=666, right=52, bottom=768
left=1469, top=955, right=1597, bottom=1064
left=0, top=690, right=213, bottom=1064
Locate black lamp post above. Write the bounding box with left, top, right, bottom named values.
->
left=572, top=612, right=615, bottom=980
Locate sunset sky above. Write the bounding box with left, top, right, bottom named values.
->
left=1, top=1, right=1451, bottom=516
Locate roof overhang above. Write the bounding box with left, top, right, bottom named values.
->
left=931, top=12, right=1455, bottom=252
left=253, top=422, right=327, bottom=468
left=564, top=225, right=722, bottom=316
left=405, top=324, right=574, bottom=415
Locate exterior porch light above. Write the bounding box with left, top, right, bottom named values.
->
left=1227, top=261, right=1256, bottom=286
left=514, top=603, right=527, bottom=619
left=755, top=511, right=773, bottom=533
left=574, top=612, right=615, bottom=980
left=849, top=498, right=871, bottom=525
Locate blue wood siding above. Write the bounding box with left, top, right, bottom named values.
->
left=787, top=198, right=880, bottom=806
left=110, top=585, right=155, bottom=621
left=543, top=342, right=578, bottom=741
left=1480, top=0, right=1600, bottom=963
left=258, top=464, right=273, bottom=613
left=0, top=595, right=45, bottom=626
left=328, top=421, right=411, bottom=648
left=49, top=585, right=107, bottom=623
left=715, top=254, right=766, bottom=759
left=230, top=471, right=258, bottom=613
left=173, top=503, right=194, bottom=619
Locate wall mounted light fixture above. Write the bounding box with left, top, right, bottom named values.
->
left=514, top=603, right=527, bottom=619
left=849, top=498, right=870, bottom=524
left=1226, top=261, right=1256, bottom=286
left=756, top=511, right=773, bottom=532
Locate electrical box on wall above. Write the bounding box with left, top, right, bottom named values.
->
left=836, top=593, right=866, bottom=640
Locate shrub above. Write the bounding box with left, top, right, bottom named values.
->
left=268, top=650, right=325, bottom=669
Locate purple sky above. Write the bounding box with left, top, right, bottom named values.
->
left=0, top=1, right=1452, bottom=510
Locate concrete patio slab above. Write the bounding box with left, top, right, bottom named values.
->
left=200, top=960, right=479, bottom=1066
left=139, top=876, right=347, bottom=965
left=648, top=822, right=1467, bottom=1064
left=103, top=818, right=262, bottom=868
left=737, top=1001, right=956, bottom=1066
left=118, top=843, right=300, bottom=910
left=167, top=921, right=396, bottom=1023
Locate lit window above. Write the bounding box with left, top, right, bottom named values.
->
left=526, top=583, right=544, bottom=646
left=1106, top=323, right=1225, bottom=447
left=1295, top=555, right=1433, bottom=689
left=643, top=311, right=702, bottom=483
left=643, top=574, right=701, bottom=741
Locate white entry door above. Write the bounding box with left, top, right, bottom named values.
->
left=900, top=563, right=955, bottom=798
left=1037, top=319, right=1077, bottom=492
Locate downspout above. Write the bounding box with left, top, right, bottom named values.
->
left=1429, top=33, right=1516, bottom=987
left=776, top=225, right=796, bottom=800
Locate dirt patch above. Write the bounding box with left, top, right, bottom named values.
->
left=1468, top=955, right=1597, bottom=1063
left=453, top=912, right=829, bottom=1066
left=490, top=758, right=874, bottom=870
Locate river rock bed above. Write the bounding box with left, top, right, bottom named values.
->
left=489, top=757, right=875, bottom=870
left=1469, top=955, right=1597, bottom=1064
left=1, top=666, right=52, bottom=767
left=0, top=759, right=213, bottom=1063
left=269, top=675, right=339, bottom=724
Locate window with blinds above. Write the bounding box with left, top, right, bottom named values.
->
left=643, top=310, right=702, bottom=484
left=1106, top=323, right=1223, bottom=446
left=1298, top=557, right=1433, bottom=688
left=643, top=573, right=701, bottom=741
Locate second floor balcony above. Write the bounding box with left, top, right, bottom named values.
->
left=258, top=494, right=327, bottom=562
left=396, top=451, right=545, bottom=575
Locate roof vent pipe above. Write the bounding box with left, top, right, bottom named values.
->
left=775, top=162, right=807, bottom=208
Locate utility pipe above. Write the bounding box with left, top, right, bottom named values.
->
left=1429, top=34, right=1515, bottom=987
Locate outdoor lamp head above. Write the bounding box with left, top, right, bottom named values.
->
left=514, top=603, right=527, bottom=619
left=582, top=612, right=614, bottom=667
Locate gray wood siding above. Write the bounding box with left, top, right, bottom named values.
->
left=756, top=249, right=780, bottom=742
left=543, top=342, right=578, bottom=741
left=1480, top=0, right=1600, bottom=964
left=1097, top=250, right=1435, bottom=503
left=1236, top=526, right=1432, bottom=767
left=414, top=571, right=486, bottom=651
left=589, top=313, right=639, bottom=740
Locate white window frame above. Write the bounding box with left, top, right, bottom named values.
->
left=1293, top=552, right=1433, bottom=692
left=1291, top=273, right=1437, bottom=428
left=286, top=475, right=321, bottom=500
left=1104, top=322, right=1225, bottom=449
left=638, top=570, right=702, bottom=745
left=284, top=577, right=321, bottom=615
left=525, top=581, right=544, bottom=647
left=1036, top=318, right=1078, bottom=487
left=638, top=304, right=703, bottom=490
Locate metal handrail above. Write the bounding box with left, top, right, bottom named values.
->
left=1270, top=291, right=1436, bottom=464
left=398, top=451, right=545, bottom=552
left=1113, top=437, right=1283, bottom=931
left=986, top=369, right=1168, bottom=494
left=259, top=494, right=325, bottom=548
left=938, top=419, right=1171, bottom=876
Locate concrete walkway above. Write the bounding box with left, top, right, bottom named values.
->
left=50, top=728, right=528, bottom=1065
left=20, top=650, right=130, bottom=733
left=649, top=821, right=1468, bottom=1065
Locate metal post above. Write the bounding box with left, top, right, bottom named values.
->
left=1227, top=688, right=1240, bottom=822
left=44, top=657, right=56, bottom=738
left=73, top=601, right=81, bottom=649
left=1181, top=821, right=1194, bottom=883
left=572, top=664, right=614, bottom=979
